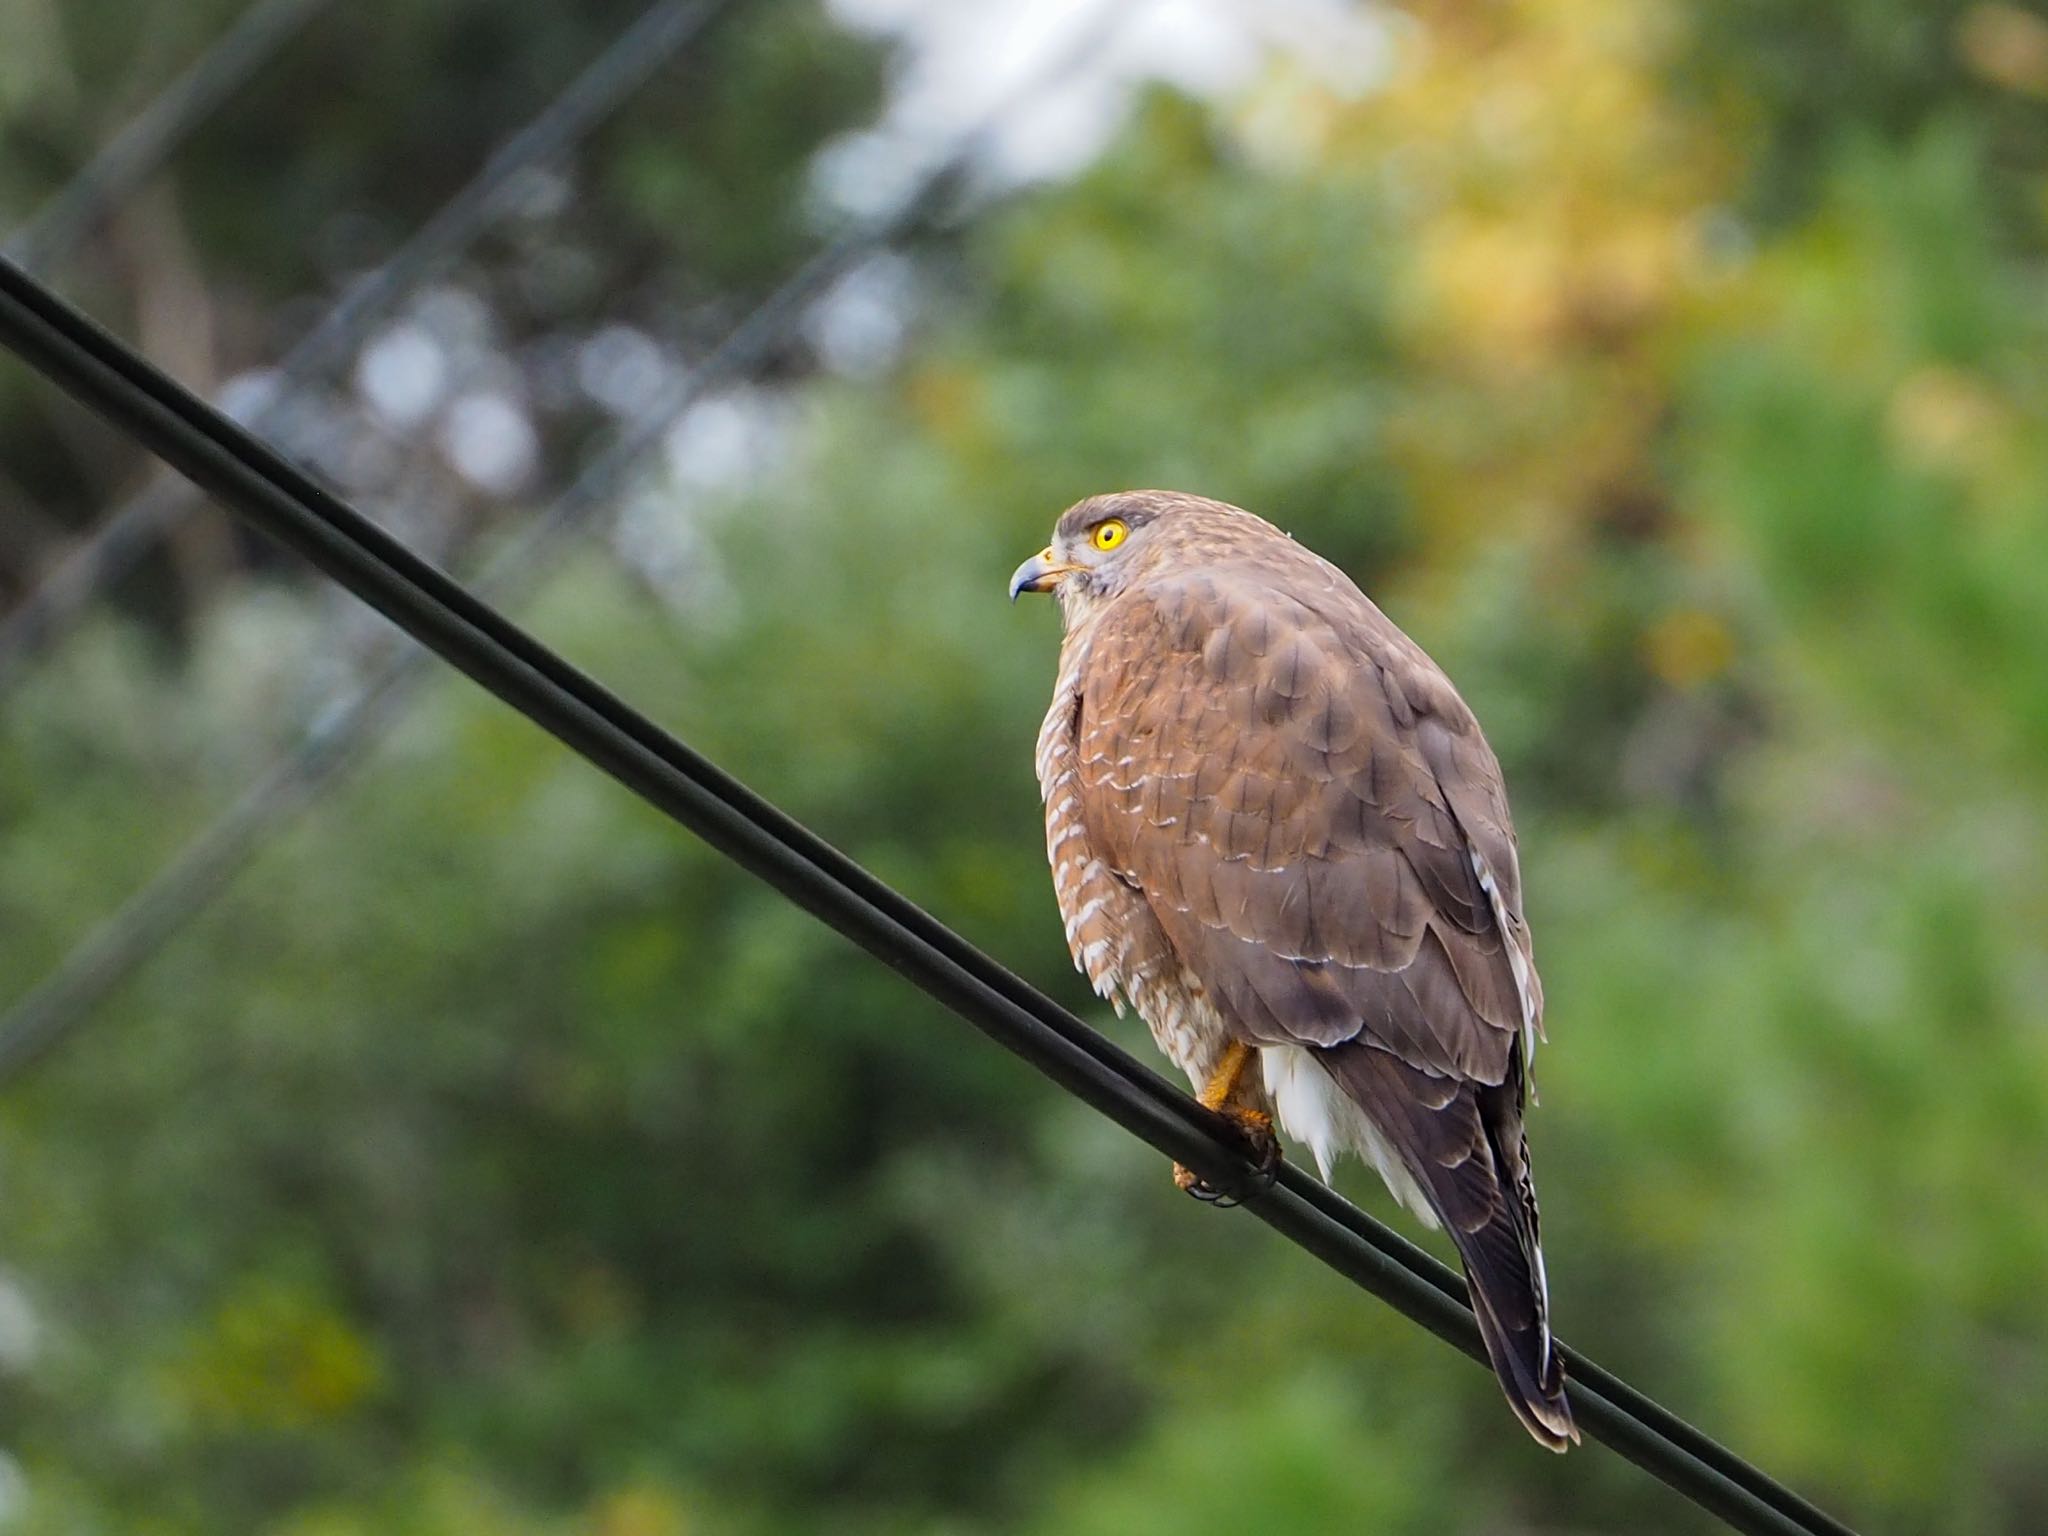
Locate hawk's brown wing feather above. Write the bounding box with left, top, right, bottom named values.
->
left=1072, top=556, right=1535, bottom=1079
left=1321, top=1043, right=1571, bottom=1448
left=1071, top=549, right=1572, bottom=1448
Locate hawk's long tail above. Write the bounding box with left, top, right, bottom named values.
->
left=1320, top=1043, right=1577, bottom=1451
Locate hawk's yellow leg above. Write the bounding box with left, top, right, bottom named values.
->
left=1174, top=1039, right=1280, bottom=1200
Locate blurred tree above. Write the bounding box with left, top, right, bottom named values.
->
left=4, top=0, right=2048, bottom=1532
left=0, top=0, right=885, bottom=642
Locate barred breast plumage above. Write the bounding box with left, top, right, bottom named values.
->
left=1036, top=625, right=1243, bottom=1100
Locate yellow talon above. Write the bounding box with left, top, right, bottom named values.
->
left=1178, top=1043, right=1281, bottom=1204
left=1199, top=1039, right=1253, bottom=1111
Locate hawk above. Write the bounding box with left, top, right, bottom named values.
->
left=1009, top=490, right=1575, bottom=1450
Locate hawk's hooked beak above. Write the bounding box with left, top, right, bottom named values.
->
left=1009, top=546, right=1079, bottom=602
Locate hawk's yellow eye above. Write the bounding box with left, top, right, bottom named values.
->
left=1092, top=519, right=1128, bottom=551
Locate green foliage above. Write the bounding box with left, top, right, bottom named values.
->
left=6, top=1, right=2048, bottom=1533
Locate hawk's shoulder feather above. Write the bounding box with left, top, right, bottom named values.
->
left=1070, top=556, right=1538, bottom=1084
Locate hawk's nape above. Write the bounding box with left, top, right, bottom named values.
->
left=1012, top=489, right=1576, bottom=1450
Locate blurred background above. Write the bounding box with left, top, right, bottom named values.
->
left=3, top=0, right=2047, bottom=1530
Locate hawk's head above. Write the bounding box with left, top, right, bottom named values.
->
left=1008, top=489, right=1274, bottom=625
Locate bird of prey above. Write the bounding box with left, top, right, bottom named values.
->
left=1008, top=490, right=1575, bottom=1450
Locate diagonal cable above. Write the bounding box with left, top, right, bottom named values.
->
left=0, top=0, right=739, bottom=693
left=0, top=250, right=1862, bottom=1536
left=0, top=0, right=1125, bottom=1089
left=4, top=0, right=335, bottom=273
left=0, top=153, right=971, bottom=1087
left=0, top=8, right=1862, bottom=1528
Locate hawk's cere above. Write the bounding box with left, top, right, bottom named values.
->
left=1008, top=490, right=1576, bottom=1450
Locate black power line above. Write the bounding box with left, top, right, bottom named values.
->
left=0, top=0, right=740, bottom=693
left=0, top=151, right=973, bottom=1085
left=0, top=5, right=1862, bottom=1525
left=0, top=253, right=1860, bottom=1536
left=4, top=0, right=335, bottom=272
left=0, top=0, right=1110, bottom=1085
